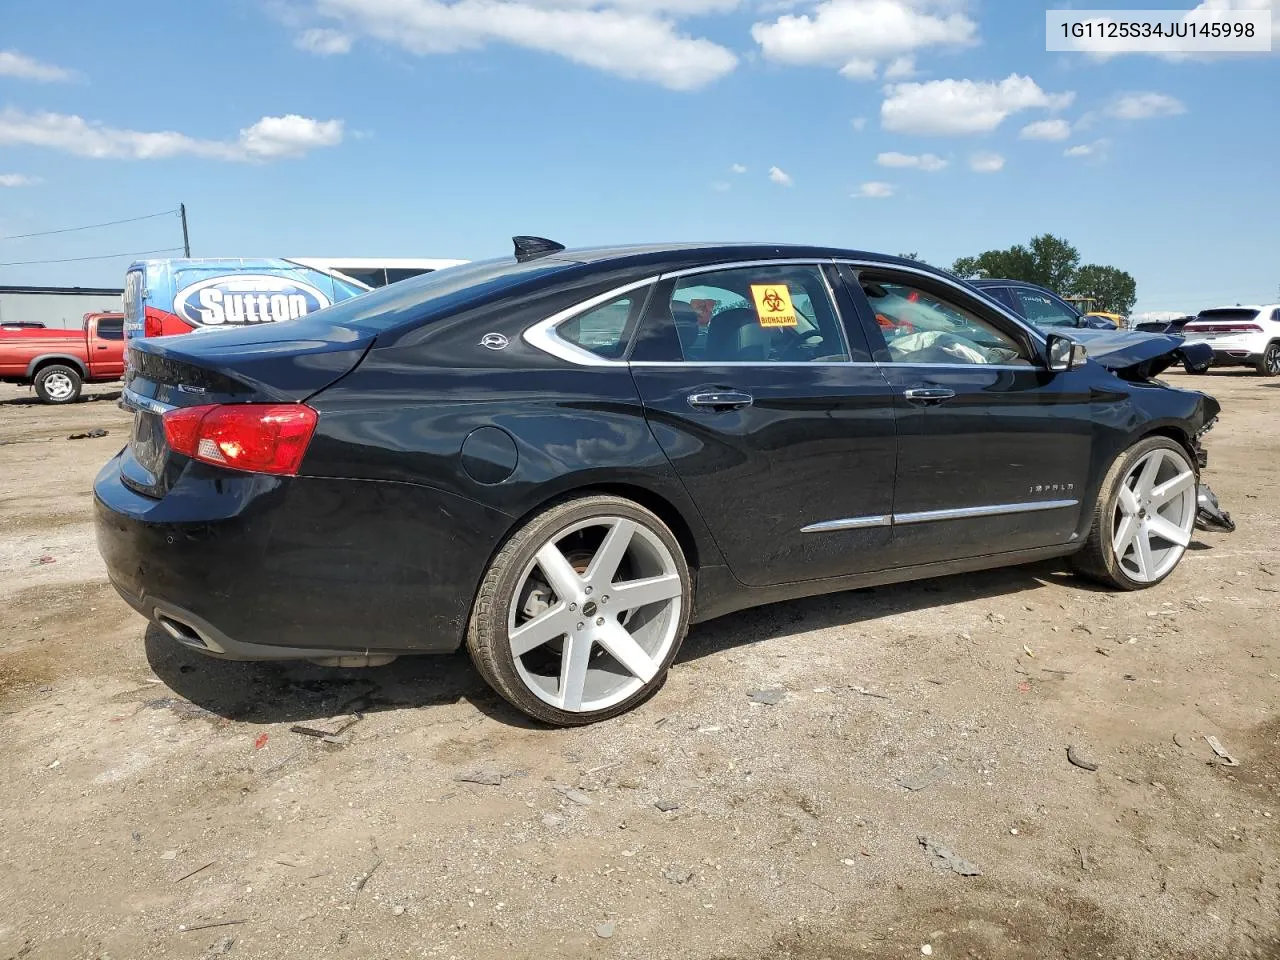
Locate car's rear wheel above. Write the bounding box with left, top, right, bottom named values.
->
left=467, top=495, right=691, bottom=725
left=1256, top=342, right=1280, bottom=377
left=34, top=364, right=82, bottom=404
left=1073, top=436, right=1197, bottom=590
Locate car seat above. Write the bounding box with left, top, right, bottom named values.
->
left=705, top=307, right=771, bottom=362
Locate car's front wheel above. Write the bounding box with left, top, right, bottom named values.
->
left=467, top=495, right=691, bottom=725
left=1256, top=342, right=1280, bottom=377
left=1074, top=436, right=1198, bottom=590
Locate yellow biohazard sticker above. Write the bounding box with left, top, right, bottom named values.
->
left=750, top=284, right=798, bottom=328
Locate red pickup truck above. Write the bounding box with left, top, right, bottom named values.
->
left=0, top=312, right=126, bottom=404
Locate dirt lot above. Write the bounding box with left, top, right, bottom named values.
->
left=1, top=373, right=1276, bottom=960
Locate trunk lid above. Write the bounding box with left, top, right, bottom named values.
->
left=120, top=321, right=373, bottom=497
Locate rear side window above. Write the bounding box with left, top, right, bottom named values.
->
left=97, top=318, right=124, bottom=340
left=555, top=292, right=645, bottom=360
left=634, top=264, right=850, bottom=363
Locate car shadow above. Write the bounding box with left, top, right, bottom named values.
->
left=0, top=389, right=122, bottom=407
left=143, top=624, right=543, bottom=729
left=148, top=555, right=1161, bottom=729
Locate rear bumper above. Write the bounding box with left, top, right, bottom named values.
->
left=94, top=452, right=511, bottom=659
left=1207, top=349, right=1263, bottom=367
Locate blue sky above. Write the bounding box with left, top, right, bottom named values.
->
left=1, top=0, right=1276, bottom=316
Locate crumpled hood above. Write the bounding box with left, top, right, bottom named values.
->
left=1061, top=328, right=1208, bottom=378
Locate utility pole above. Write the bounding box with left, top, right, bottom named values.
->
left=179, top=203, right=191, bottom=257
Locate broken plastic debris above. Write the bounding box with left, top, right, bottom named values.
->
left=1204, top=735, right=1239, bottom=767
left=1194, top=483, right=1235, bottom=533
left=918, top=835, right=981, bottom=876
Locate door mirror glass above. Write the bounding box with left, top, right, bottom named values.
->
left=1046, top=335, right=1086, bottom=372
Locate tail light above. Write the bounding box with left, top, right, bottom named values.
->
left=1185, top=323, right=1263, bottom=334
left=162, top=404, right=318, bottom=476
left=143, top=311, right=164, bottom=338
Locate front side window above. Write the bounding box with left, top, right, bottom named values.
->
left=1012, top=287, right=1080, bottom=329
left=556, top=292, right=645, bottom=360
left=653, top=264, right=849, bottom=363
left=862, top=279, right=1032, bottom=366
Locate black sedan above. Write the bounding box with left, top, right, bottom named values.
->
left=95, top=240, right=1220, bottom=725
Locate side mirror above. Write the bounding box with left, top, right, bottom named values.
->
left=1046, top=334, right=1087, bottom=372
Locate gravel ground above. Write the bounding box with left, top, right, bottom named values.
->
left=0, top=373, right=1276, bottom=960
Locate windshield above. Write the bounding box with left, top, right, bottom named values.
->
left=289, top=257, right=572, bottom=334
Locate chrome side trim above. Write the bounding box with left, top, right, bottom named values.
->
left=658, top=258, right=828, bottom=281
left=834, top=258, right=1049, bottom=349
left=893, top=499, right=1078, bottom=525
left=801, top=515, right=891, bottom=534
left=629, top=360, right=872, bottom=368
left=121, top=387, right=174, bottom=416
left=521, top=277, right=657, bottom=367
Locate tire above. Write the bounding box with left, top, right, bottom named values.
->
left=33, top=364, right=83, bottom=404
left=466, top=494, right=691, bottom=726
left=1182, top=361, right=1207, bottom=375
left=1073, top=436, right=1198, bottom=590
left=1255, top=342, right=1280, bottom=377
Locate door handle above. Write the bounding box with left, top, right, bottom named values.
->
left=687, top=391, right=754, bottom=411
left=903, top=387, right=956, bottom=405
left=97, top=345, right=110, bottom=350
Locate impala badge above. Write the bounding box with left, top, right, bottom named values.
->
left=480, top=333, right=509, bottom=351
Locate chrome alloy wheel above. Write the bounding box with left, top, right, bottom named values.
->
left=1111, top=447, right=1196, bottom=584
left=506, top=516, right=684, bottom=713
left=43, top=372, right=75, bottom=401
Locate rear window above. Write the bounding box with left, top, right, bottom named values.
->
left=1196, top=308, right=1259, bottom=322
left=123, top=269, right=143, bottom=321
left=293, top=258, right=571, bottom=334
left=97, top=317, right=124, bottom=340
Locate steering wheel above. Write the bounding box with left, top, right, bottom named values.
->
left=773, top=328, right=824, bottom=361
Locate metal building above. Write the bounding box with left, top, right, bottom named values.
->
left=0, top=286, right=124, bottom=330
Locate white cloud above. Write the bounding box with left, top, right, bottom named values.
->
left=1064, top=138, right=1111, bottom=161
left=0, top=173, right=42, bottom=187
left=854, top=180, right=895, bottom=198
left=881, top=73, right=1074, bottom=135
left=883, top=54, right=916, bottom=78
left=730, top=162, right=747, bottom=173
left=752, top=0, right=977, bottom=81
left=1020, top=118, right=1071, bottom=140
left=838, top=57, right=878, bottom=79
left=969, top=151, right=1004, bottom=172
left=0, top=50, right=74, bottom=82
left=296, top=27, right=353, bottom=54
left=1106, top=91, right=1186, bottom=120
left=0, top=108, right=344, bottom=162
left=712, top=180, right=731, bottom=191
left=307, top=0, right=739, bottom=90
left=851, top=116, right=868, bottom=131
left=769, top=165, right=794, bottom=186
left=876, top=150, right=947, bottom=171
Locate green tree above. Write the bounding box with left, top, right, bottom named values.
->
left=897, top=252, right=925, bottom=262
left=1071, top=264, right=1137, bottom=316
left=950, top=234, right=1080, bottom=291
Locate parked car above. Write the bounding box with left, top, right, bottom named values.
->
left=1136, top=316, right=1194, bottom=335
left=1180, top=305, right=1280, bottom=376
left=0, top=312, right=125, bottom=403
left=96, top=239, right=1221, bottom=725
left=969, top=279, right=1116, bottom=330
left=0, top=321, right=47, bottom=330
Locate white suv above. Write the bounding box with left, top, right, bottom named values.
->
left=1182, top=305, right=1280, bottom=376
